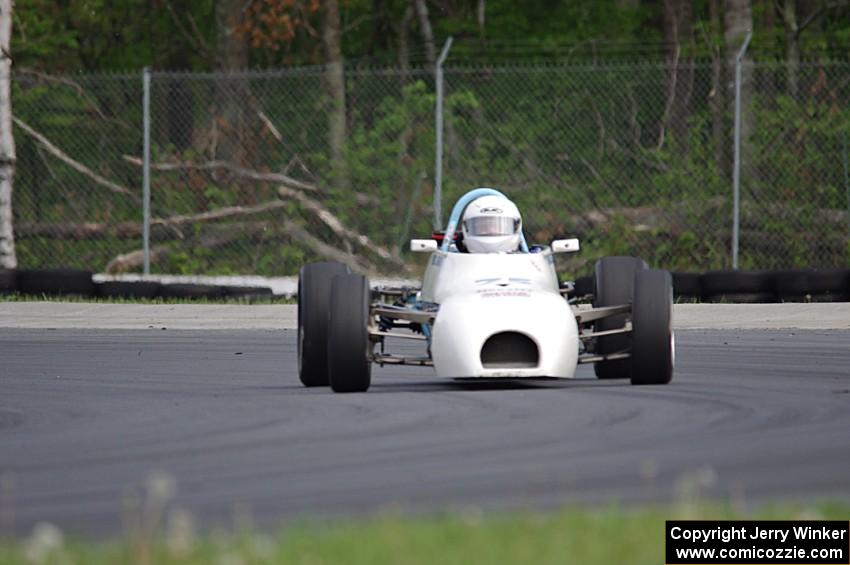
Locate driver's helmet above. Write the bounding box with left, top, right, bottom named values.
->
left=461, top=195, right=522, bottom=253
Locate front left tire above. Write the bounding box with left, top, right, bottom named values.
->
left=593, top=256, right=648, bottom=379
left=630, top=268, right=674, bottom=385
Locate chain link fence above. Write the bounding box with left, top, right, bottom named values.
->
left=10, top=60, right=850, bottom=277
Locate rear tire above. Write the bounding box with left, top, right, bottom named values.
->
left=298, top=261, right=350, bottom=387
left=630, top=269, right=674, bottom=385
left=328, top=274, right=372, bottom=393
left=593, top=256, right=647, bottom=379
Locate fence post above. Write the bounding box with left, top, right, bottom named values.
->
left=731, top=30, right=752, bottom=270
left=434, top=36, right=453, bottom=231
left=142, top=67, right=151, bottom=275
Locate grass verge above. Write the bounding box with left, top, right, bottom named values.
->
left=1, top=501, right=847, bottom=565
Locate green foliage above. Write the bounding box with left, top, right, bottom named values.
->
left=13, top=0, right=215, bottom=71
left=10, top=53, right=850, bottom=275
left=10, top=0, right=850, bottom=73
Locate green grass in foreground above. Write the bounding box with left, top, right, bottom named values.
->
left=1, top=502, right=847, bottom=565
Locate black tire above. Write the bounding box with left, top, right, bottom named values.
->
left=96, top=280, right=161, bottom=299
left=701, top=270, right=772, bottom=295
left=630, top=269, right=674, bottom=385
left=573, top=275, right=595, bottom=298
left=17, top=268, right=95, bottom=296
left=159, top=283, right=224, bottom=299
left=328, top=273, right=372, bottom=393
left=808, top=269, right=850, bottom=300
left=0, top=269, right=16, bottom=294
left=593, top=256, right=648, bottom=379
left=298, top=261, right=350, bottom=387
left=672, top=272, right=702, bottom=299
left=774, top=269, right=812, bottom=298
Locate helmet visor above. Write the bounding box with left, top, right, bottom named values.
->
left=464, top=216, right=520, bottom=237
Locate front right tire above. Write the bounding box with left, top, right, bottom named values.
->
left=630, top=269, right=674, bottom=385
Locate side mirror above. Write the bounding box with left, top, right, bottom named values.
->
left=551, top=238, right=580, bottom=253
left=410, top=239, right=438, bottom=252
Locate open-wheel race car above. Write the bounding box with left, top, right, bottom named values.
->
left=297, top=188, right=674, bottom=393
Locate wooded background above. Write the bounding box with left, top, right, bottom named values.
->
left=2, top=0, right=850, bottom=276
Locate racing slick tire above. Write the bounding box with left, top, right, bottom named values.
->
left=593, top=256, right=648, bottom=379
left=328, top=273, right=372, bottom=393
left=630, top=269, right=674, bottom=386
left=298, top=261, right=350, bottom=387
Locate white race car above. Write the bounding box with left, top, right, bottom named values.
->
left=298, top=188, right=674, bottom=393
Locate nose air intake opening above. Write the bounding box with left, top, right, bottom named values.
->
left=480, top=332, right=539, bottom=369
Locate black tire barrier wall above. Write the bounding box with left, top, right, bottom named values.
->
left=0, top=269, right=274, bottom=301
left=575, top=268, right=850, bottom=303
left=95, top=281, right=162, bottom=299
left=0, top=268, right=16, bottom=293
left=17, top=268, right=95, bottom=296
left=158, top=283, right=225, bottom=299
left=0, top=267, right=847, bottom=303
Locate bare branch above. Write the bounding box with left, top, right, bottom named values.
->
left=343, top=13, right=376, bottom=34
left=121, top=155, right=318, bottom=193
left=164, top=0, right=213, bottom=58
left=17, top=201, right=287, bottom=240
left=153, top=200, right=287, bottom=227
left=104, top=220, right=375, bottom=275
left=13, top=117, right=138, bottom=199
left=277, top=184, right=405, bottom=267
left=122, top=156, right=404, bottom=268
left=257, top=111, right=283, bottom=143
left=186, top=11, right=213, bottom=53
left=105, top=245, right=170, bottom=274
left=795, top=1, right=848, bottom=38
left=282, top=220, right=374, bottom=273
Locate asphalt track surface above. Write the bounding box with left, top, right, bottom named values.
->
left=1, top=328, right=849, bottom=537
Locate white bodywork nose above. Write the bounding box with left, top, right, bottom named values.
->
left=431, top=292, right=579, bottom=378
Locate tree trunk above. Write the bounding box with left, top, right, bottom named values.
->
left=214, top=0, right=250, bottom=165
left=477, top=0, right=486, bottom=41
left=783, top=0, right=799, bottom=99
left=0, top=0, right=16, bottom=268
left=709, top=0, right=727, bottom=178
left=323, top=0, right=348, bottom=191
left=760, top=0, right=778, bottom=104
left=398, top=3, right=413, bottom=72
left=411, top=0, right=436, bottom=68
left=660, top=0, right=694, bottom=153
